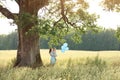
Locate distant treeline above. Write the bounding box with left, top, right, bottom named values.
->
left=0, top=29, right=120, bottom=50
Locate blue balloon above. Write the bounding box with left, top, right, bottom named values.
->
left=61, top=49, right=65, bottom=53
left=61, top=46, right=64, bottom=53
left=65, top=47, right=69, bottom=50
left=61, top=46, right=65, bottom=49
left=61, top=43, right=69, bottom=53
left=63, top=43, right=68, bottom=47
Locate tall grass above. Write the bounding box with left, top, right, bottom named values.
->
left=0, top=56, right=120, bottom=80
left=0, top=50, right=120, bottom=80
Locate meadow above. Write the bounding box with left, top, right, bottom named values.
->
left=0, top=50, right=120, bottom=80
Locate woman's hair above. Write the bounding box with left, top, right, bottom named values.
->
left=49, top=48, right=52, bottom=53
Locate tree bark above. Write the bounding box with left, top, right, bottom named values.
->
left=13, top=0, right=48, bottom=67
left=14, top=25, right=43, bottom=67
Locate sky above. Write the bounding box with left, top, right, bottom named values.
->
left=0, top=0, right=120, bottom=34
left=87, top=0, right=120, bottom=29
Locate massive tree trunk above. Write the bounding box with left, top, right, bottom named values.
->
left=13, top=0, right=48, bottom=67
left=14, top=25, right=42, bottom=67
left=0, top=0, right=48, bottom=67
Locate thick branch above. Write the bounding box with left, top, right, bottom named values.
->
left=0, top=5, right=15, bottom=19
left=60, top=0, right=75, bottom=26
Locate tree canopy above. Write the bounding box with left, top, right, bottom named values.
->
left=101, top=0, right=120, bottom=12
left=0, top=0, right=99, bottom=47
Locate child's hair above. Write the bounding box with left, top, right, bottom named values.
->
left=49, top=48, right=52, bottom=53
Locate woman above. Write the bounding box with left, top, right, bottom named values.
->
left=49, top=48, right=57, bottom=65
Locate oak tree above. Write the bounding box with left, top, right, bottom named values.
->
left=0, top=0, right=98, bottom=67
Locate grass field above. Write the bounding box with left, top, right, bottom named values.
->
left=0, top=50, right=120, bottom=66
left=0, top=50, right=120, bottom=80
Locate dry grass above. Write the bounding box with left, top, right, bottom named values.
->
left=0, top=49, right=120, bottom=66
left=0, top=50, right=120, bottom=80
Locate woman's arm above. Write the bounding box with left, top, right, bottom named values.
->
left=50, top=52, right=54, bottom=57
left=50, top=52, right=57, bottom=57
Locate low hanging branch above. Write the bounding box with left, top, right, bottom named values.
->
left=0, top=5, right=16, bottom=20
